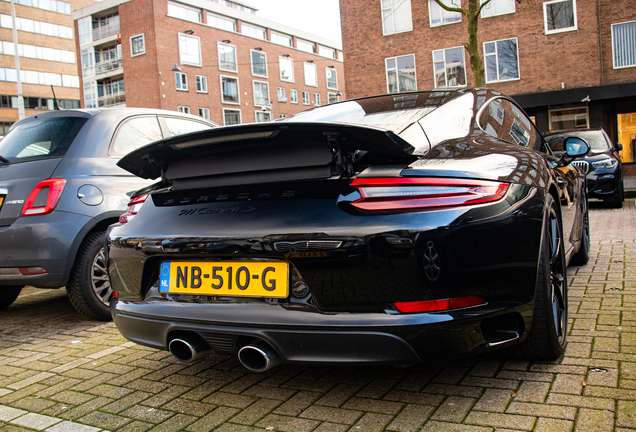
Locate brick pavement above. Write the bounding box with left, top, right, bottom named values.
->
left=0, top=200, right=634, bottom=431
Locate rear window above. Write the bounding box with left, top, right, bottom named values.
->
left=0, top=116, right=88, bottom=164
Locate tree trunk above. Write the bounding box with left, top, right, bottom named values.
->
left=465, top=0, right=485, bottom=87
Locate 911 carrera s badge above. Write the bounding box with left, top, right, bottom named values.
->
left=179, top=205, right=258, bottom=216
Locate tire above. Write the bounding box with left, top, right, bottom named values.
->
left=571, top=192, right=590, bottom=266
left=66, top=231, right=113, bottom=321
left=516, top=195, right=568, bottom=360
left=609, top=181, right=623, bottom=209
left=0, top=286, right=22, bottom=311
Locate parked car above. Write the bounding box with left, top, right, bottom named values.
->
left=0, top=108, right=216, bottom=320
left=545, top=129, right=623, bottom=208
left=107, top=89, right=590, bottom=371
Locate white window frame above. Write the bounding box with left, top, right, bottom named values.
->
left=543, top=0, right=577, bottom=35
left=255, top=111, right=271, bottom=122
left=271, top=31, right=292, bottom=46
left=429, top=0, right=462, bottom=27
left=385, top=54, right=417, bottom=93
left=314, top=93, right=321, bottom=106
left=432, top=46, right=467, bottom=88
left=277, top=87, right=287, bottom=102
left=223, top=108, right=241, bottom=125
left=177, top=106, right=190, bottom=114
left=178, top=33, right=201, bottom=66
left=198, top=107, right=210, bottom=120
left=220, top=75, right=240, bottom=105
left=252, top=80, right=270, bottom=107
left=250, top=49, right=268, bottom=77
left=168, top=1, right=201, bottom=22
left=304, top=62, right=317, bottom=87
left=548, top=106, right=589, bottom=131
left=326, top=68, right=338, bottom=90
left=130, top=33, right=145, bottom=57
left=175, top=72, right=188, bottom=91
left=279, top=56, right=294, bottom=82
left=290, top=89, right=298, bottom=104
left=483, top=37, right=520, bottom=83
left=297, top=39, right=316, bottom=54
left=611, top=20, right=636, bottom=69
left=206, top=12, right=236, bottom=31
left=381, top=0, right=413, bottom=35
left=218, top=41, right=237, bottom=73
left=196, top=75, right=208, bottom=93
left=328, top=92, right=339, bottom=104
left=241, top=22, right=266, bottom=40
left=480, top=0, right=515, bottom=18
left=302, top=90, right=310, bottom=105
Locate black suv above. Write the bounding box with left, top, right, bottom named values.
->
left=0, top=108, right=216, bottom=319
left=545, top=129, right=623, bottom=208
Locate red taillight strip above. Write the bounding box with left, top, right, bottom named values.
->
left=350, top=177, right=509, bottom=212
left=21, top=178, right=67, bottom=217
left=119, top=194, right=148, bottom=224
left=394, top=296, right=487, bottom=313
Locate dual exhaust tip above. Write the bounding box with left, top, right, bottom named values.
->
left=168, top=336, right=282, bottom=372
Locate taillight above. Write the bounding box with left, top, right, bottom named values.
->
left=21, top=178, right=67, bottom=217
left=119, top=194, right=148, bottom=224
left=394, top=296, right=486, bottom=313
left=350, top=177, right=509, bottom=213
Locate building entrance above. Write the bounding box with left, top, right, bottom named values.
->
left=618, top=113, right=636, bottom=162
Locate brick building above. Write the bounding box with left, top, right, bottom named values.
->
left=0, top=0, right=92, bottom=134
left=339, top=0, right=636, bottom=161
left=73, top=0, right=344, bottom=125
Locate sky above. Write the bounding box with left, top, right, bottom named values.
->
left=246, top=0, right=342, bottom=43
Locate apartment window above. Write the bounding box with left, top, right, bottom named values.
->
left=241, top=23, right=266, bottom=40
left=130, top=33, right=145, bottom=56
left=218, top=42, right=237, bottom=72
left=251, top=50, right=267, bottom=77
left=0, top=14, right=73, bottom=39
left=279, top=57, right=294, bottom=82
left=429, top=0, right=461, bottom=27
left=223, top=108, right=241, bottom=125
left=290, top=89, right=298, bottom=104
left=221, top=76, right=239, bottom=104
left=178, top=106, right=190, bottom=114
left=381, top=0, right=413, bottom=35
left=611, top=20, right=636, bottom=68
left=484, top=38, right=519, bottom=83
left=543, top=0, right=577, bottom=34
left=314, top=93, right=321, bottom=106
left=81, top=48, right=94, bottom=77
left=481, top=0, right=515, bottom=17
left=319, top=46, right=336, bottom=58
left=207, top=12, right=236, bottom=31
left=78, top=16, right=92, bottom=45
left=302, top=91, right=310, bottom=105
left=549, top=107, right=589, bottom=130
left=271, top=31, right=292, bottom=46
left=178, top=34, right=201, bottom=66
left=0, top=42, right=75, bottom=63
left=328, top=93, right=339, bottom=104
left=168, top=1, right=201, bottom=22
left=196, top=75, right=208, bottom=93
left=432, top=46, right=466, bottom=88
left=385, top=54, right=417, bottom=93
left=297, top=39, right=316, bottom=54
left=255, top=111, right=271, bottom=122
left=277, top=87, right=287, bottom=102
left=326, top=68, right=338, bottom=90
left=198, top=107, right=210, bottom=120
left=253, top=81, right=270, bottom=106
left=175, top=72, right=188, bottom=90
left=84, top=82, right=96, bottom=108
left=304, top=63, right=317, bottom=87
left=4, top=0, right=72, bottom=14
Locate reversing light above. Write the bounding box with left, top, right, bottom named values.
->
left=21, top=178, right=67, bottom=216
left=394, top=296, right=486, bottom=313
left=119, top=194, right=148, bottom=224
left=350, top=177, right=509, bottom=213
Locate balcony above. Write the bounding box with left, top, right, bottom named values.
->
left=97, top=91, right=125, bottom=108
left=93, top=22, right=120, bottom=41
left=95, top=58, right=123, bottom=75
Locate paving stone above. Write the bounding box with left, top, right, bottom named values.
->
left=464, top=411, right=535, bottom=430
left=386, top=403, right=434, bottom=432
left=575, top=408, right=615, bottom=431
left=145, top=413, right=197, bottom=432
left=421, top=421, right=493, bottom=431
left=255, top=413, right=320, bottom=432
left=120, top=405, right=174, bottom=423
left=0, top=405, right=28, bottom=421
left=506, top=401, right=576, bottom=420
left=342, top=396, right=404, bottom=415
left=229, top=398, right=281, bottom=425
left=534, top=417, right=574, bottom=432
left=299, top=405, right=363, bottom=425
left=46, top=421, right=102, bottom=432
left=185, top=407, right=240, bottom=432
left=272, top=391, right=321, bottom=416
left=617, top=400, right=636, bottom=428
left=473, top=388, right=512, bottom=412
left=349, top=412, right=393, bottom=432
left=78, top=410, right=133, bottom=430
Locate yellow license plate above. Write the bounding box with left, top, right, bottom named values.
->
left=159, top=261, right=289, bottom=298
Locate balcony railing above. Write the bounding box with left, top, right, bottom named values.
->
left=93, top=22, right=120, bottom=41
left=97, top=92, right=125, bottom=108
left=95, top=58, right=123, bottom=75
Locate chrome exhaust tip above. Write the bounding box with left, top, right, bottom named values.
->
left=168, top=337, right=211, bottom=363
left=238, top=342, right=282, bottom=372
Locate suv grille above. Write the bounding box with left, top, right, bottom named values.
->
left=572, top=161, right=589, bottom=174
left=274, top=240, right=342, bottom=252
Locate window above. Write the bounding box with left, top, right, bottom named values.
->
left=255, top=111, right=271, bottom=122
left=612, top=21, right=636, bottom=69
left=198, top=107, right=210, bottom=120
left=429, top=0, right=461, bottom=27
left=479, top=98, right=540, bottom=150
left=277, top=87, right=287, bottom=102
left=279, top=57, right=294, bottom=82
left=253, top=81, right=269, bottom=106
left=304, top=62, right=317, bottom=87
left=110, top=116, right=162, bottom=156
left=290, top=89, right=298, bottom=104
left=484, top=38, right=519, bottom=83
left=167, top=1, right=201, bottom=22
left=175, top=72, right=187, bottom=90
left=302, top=91, right=310, bottom=105
left=251, top=50, right=267, bottom=77
left=241, top=23, right=266, bottom=40
left=297, top=39, right=316, bottom=54
left=130, top=33, right=145, bottom=56
left=319, top=46, right=336, bottom=58
left=221, top=76, right=239, bottom=104
left=223, top=108, right=241, bottom=125
left=381, top=0, right=413, bottom=35
left=549, top=107, right=589, bottom=130
left=385, top=54, right=417, bottom=93
left=78, top=16, right=91, bottom=45
left=271, top=32, right=292, bottom=46
left=178, top=106, right=190, bottom=114
left=164, top=117, right=212, bottom=136
left=178, top=34, right=201, bottom=66
left=325, top=68, right=338, bottom=90
left=196, top=75, right=208, bottom=93
left=543, top=0, right=577, bottom=34
left=0, top=14, right=73, bottom=39
left=218, top=42, right=237, bottom=72
left=432, top=47, right=466, bottom=88
left=328, top=93, right=339, bottom=104
left=314, top=93, right=321, bottom=106
left=81, top=48, right=94, bottom=77
left=207, top=13, right=236, bottom=31
left=84, top=81, right=96, bottom=108
left=481, top=0, right=515, bottom=17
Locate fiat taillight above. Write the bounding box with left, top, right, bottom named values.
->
left=21, top=178, right=67, bottom=217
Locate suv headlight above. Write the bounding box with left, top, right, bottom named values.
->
left=591, top=158, right=618, bottom=169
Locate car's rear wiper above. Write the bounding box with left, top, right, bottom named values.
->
left=0, top=155, right=9, bottom=164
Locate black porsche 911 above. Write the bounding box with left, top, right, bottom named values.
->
left=107, top=89, right=590, bottom=372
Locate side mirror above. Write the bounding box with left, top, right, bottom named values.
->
left=558, top=137, right=590, bottom=167
left=616, top=143, right=623, bottom=151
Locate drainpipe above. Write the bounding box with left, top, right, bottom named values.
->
left=597, top=0, right=603, bottom=85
